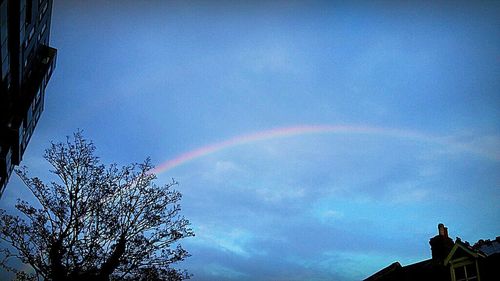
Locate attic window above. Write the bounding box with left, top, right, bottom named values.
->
left=453, top=263, right=478, bottom=281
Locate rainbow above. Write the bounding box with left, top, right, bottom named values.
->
left=149, top=124, right=497, bottom=175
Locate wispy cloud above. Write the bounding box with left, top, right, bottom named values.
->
left=189, top=225, right=256, bottom=258
left=203, top=263, right=249, bottom=280
left=256, top=185, right=306, bottom=202
left=443, top=134, right=500, bottom=161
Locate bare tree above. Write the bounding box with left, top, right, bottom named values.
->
left=0, top=132, right=194, bottom=281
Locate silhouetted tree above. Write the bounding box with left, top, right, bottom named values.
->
left=0, top=132, right=194, bottom=281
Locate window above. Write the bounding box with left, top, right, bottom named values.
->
left=5, top=148, right=12, bottom=176
left=1, top=41, right=7, bottom=58
left=31, top=100, right=36, bottom=113
left=28, top=26, right=35, bottom=41
left=0, top=10, right=7, bottom=44
left=453, top=263, right=478, bottom=281
left=35, top=105, right=41, bottom=122
left=27, top=104, right=33, bottom=126
left=1, top=54, right=8, bottom=80
left=1, top=23, right=7, bottom=46
left=38, top=22, right=47, bottom=42
left=39, top=2, right=48, bottom=22
left=24, top=26, right=35, bottom=48
left=24, top=48, right=34, bottom=69
left=0, top=1, right=7, bottom=31
left=35, top=87, right=42, bottom=105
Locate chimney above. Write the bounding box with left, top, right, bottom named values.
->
left=429, top=223, right=454, bottom=262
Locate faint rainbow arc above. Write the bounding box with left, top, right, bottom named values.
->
left=149, top=124, right=496, bottom=175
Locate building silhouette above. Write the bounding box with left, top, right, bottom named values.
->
left=0, top=0, right=56, bottom=196
left=364, top=224, right=500, bottom=281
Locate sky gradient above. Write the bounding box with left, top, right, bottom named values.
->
left=1, top=1, right=499, bottom=280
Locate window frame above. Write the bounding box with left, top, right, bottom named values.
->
left=451, top=260, right=480, bottom=281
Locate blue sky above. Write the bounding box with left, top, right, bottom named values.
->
left=1, top=1, right=499, bottom=280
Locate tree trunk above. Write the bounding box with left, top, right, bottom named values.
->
left=48, top=238, right=66, bottom=281
left=97, top=233, right=127, bottom=280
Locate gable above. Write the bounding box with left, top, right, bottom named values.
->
left=445, top=241, right=484, bottom=266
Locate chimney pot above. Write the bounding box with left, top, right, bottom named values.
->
left=438, top=223, right=445, bottom=236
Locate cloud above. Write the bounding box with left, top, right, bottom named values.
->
left=203, top=263, right=249, bottom=280
left=292, top=250, right=405, bottom=281
left=255, top=185, right=306, bottom=202
left=315, top=209, right=345, bottom=224
left=201, top=160, right=246, bottom=182
left=388, top=183, right=429, bottom=204
left=445, top=134, right=500, bottom=161
left=164, top=130, right=498, bottom=281
left=189, top=225, right=256, bottom=258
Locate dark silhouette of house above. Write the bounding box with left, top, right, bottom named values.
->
left=0, top=0, right=56, bottom=196
left=364, top=224, right=500, bottom=281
